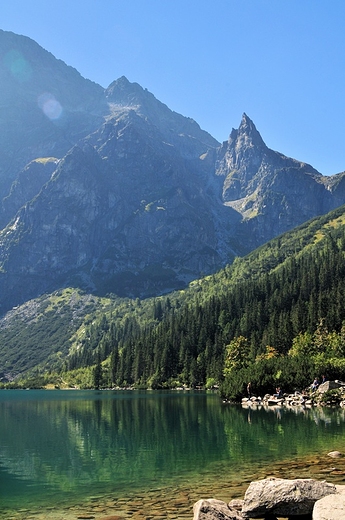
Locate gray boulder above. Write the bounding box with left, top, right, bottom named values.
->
left=241, top=478, right=336, bottom=518
left=313, top=486, right=345, bottom=520
left=318, top=381, right=343, bottom=393
left=193, top=499, right=244, bottom=520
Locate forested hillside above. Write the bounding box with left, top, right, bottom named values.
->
left=14, top=203, right=345, bottom=397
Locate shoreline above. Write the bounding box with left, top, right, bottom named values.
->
left=3, top=449, right=345, bottom=520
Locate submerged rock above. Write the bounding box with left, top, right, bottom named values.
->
left=193, top=498, right=244, bottom=520
left=328, top=451, right=343, bottom=458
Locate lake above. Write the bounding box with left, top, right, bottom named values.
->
left=1, top=390, right=345, bottom=519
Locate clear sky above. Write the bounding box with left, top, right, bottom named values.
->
left=1, top=0, right=344, bottom=175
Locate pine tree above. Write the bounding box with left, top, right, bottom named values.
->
left=93, top=354, right=103, bottom=390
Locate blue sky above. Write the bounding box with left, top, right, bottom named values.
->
left=1, top=0, right=345, bottom=175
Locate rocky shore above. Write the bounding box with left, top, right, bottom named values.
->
left=198, top=381, right=345, bottom=520
left=193, top=476, right=345, bottom=520
left=4, top=451, right=345, bottom=520
left=241, top=380, right=345, bottom=409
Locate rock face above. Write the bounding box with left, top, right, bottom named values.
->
left=0, top=83, right=232, bottom=310
left=241, top=478, right=336, bottom=518
left=214, top=113, right=344, bottom=249
left=2, top=30, right=345, bottom=312
left=0, top=157, right=59, bottom=227
left=318, top=380, right=344, bottom=393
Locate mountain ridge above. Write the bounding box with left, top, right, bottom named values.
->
left=2, top=201, right=345, bottom=383
left=1, top=30, right=345, bottom=314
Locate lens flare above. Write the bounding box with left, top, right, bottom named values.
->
left=38, top=92, right=63, bottom=120
left=3, top=49, right=32, bottom=82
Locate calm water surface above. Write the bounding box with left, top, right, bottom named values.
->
left=1, top=390, right=345, bottom=518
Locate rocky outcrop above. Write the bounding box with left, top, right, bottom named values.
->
left=193, top=479, right=343, bottom=520
left=317, top=381, right=344, bottom=393
left=0, top=157, right=59, bottom=227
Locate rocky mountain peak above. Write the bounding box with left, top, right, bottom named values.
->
left=105, top=76, right=218, bottom=158
left=105, top=76, right=149, bottom=107
left=228, top=112, right=266, bottom=151
left=215, top=114, right=269, bottom=200
left=3, top=30, right=345, bottom=316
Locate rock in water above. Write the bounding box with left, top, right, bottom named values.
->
left=313, top=487, right=345, bottom=520
left=241, top=477, right=336, bottom=518
left=193, top=499, right=244, bottom=520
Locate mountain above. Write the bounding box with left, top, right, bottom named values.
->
left=0, top=69, right=228, bottom=311
left=0, top=29, right=107, bottom=198
left=1, top=30, right=345, bottom=315
left=214, top=113, right=345, bottom=248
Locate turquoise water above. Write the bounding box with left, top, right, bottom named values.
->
left=1, top=390, right=345, bottom=515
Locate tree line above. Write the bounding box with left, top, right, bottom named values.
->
left=59, top=208, right=345, bottom=397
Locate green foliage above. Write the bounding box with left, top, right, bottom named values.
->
left=224, top=336, right=251, bottom=376
left=93, top=355, right=103, bottom=390
left=220, top=355, right=315, bottom=401
left=4, top=204, right=345, bottom=395
left=205, top=377, right=218, bottom=389
left=0, top=289, right=103, bottom=379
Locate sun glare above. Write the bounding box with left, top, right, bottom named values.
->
left=38, top=92, right=63, bottom=120
left=4, top=49, right=32, bottom=82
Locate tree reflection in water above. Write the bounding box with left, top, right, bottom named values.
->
left=0, top=390, right=345, bottom=511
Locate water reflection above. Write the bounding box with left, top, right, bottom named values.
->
left=1, top=390, right=345, bottom=511
left=233, top=402, right=345, bottom=466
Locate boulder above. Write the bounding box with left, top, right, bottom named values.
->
left=241, top=478, right=336, bottom=518
left=317, top=381, right=343, bottom=393
left=313, top=491, right=345, bottom=519
left=193, top=499, right=244, bottom=520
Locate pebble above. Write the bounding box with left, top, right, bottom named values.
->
left=99, top=516, right=125, bottom=520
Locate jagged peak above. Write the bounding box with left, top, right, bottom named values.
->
left=112, top=75, right=130, bottom=86
left=107, top=75, right=137, bottom=92
left=239, top=112, right=255, bottom=131
left=105, top=76, right=152, bottom=106
left=228, top=113, right=266, bottom=149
